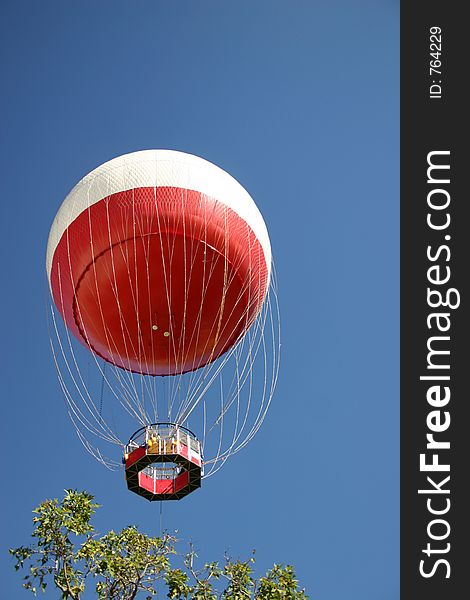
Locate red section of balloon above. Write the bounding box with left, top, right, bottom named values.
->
left=50, top=187, right=268, bottom=375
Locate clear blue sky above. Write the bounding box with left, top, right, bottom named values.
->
left=0, top=2, right=399, bottom=599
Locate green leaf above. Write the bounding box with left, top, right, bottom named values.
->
left=11, top=490, right=308, bottom=599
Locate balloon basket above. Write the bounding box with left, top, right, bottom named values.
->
left=123, top=423, right=203, bottom=501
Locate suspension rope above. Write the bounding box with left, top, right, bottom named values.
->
left=99, top=361, right=107, bottom=418
left=48, top=172, right=280, bottom=478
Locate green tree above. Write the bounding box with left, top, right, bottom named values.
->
left=10, top=490, right=308, bottom=600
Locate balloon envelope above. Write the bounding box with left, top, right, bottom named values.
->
left=47, top=150, right=271, bottom=375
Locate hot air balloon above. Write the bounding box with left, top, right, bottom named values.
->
left=47, top=150, right=279, bottom=501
